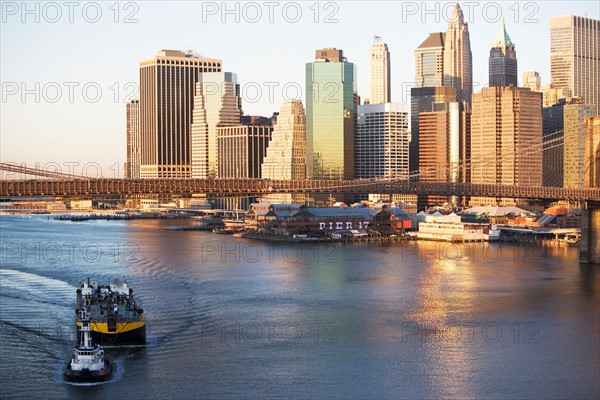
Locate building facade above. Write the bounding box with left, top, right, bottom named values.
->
left=489, top=17, right=517, bottom=87
left=190, top=72, right=241, bottom=178
left=550, top=15, right=599, bottom=112
left=355, top=103, right=410, bottom=180
left=584, top=116, right=600, bottom=188
left=305, top=48, right=356, bottom=180
left=471, top=87, right=542, bottom=206
left=409, top=86, right=457, bottom=175
left=261, top=100, right=307, bottom=204
left=418, top=102, right=470, bottom=206
left=563, top=101, right=598, bottom=188
left=139, top=49, right=222, bottom=178
left=370, top=37, right=391, bottom=104
left=542, top=101, right=566, bottom=187
left=443, top=2, right=473, bottom=108
left=414, top=32, right=445, bottom=88
left=125, top=99, right=140, bottom=179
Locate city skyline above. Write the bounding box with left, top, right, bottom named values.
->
left=1, top=1, right=599, bottom=176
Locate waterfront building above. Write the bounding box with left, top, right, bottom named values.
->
left=417, top=213, right=487, bottom=242
left=551, top=15, right=599, bottom=112
left=443, top=2, right=473, bottom=107
left=191, top=72, right=242, bottom=178
left=418, top=101, right=470, bottom=206
left=139, top=50, right=222, bottom=178
left=563, top=101, right=598, bottom=188
left=471, top=86, right=542, bottom=206
left=489, top=17, right=517, bottom=87
left=370, top=36, right=391, bottom=104
left=305, top=48, right=356, bottom=180
left=261, top=100, right=307, bottom=204
left=125, top=99, right=140, bottom=179
left=246, top=203, right=411, bottom=237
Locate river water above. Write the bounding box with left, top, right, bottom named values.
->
left=0, top=214, right=598, bottom=399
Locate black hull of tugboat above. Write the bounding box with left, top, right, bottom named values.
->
left=64, top=359, right=112, bottom=383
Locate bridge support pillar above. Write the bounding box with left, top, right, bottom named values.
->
left=580, top=202, right=600, bottom=264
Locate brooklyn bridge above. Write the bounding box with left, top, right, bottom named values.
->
left=1, top=162, right=599, bottom=201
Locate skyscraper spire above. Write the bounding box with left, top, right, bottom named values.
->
left=489, top=17, right=517, bottom=87
left=443, top=1, right=472, bottom=107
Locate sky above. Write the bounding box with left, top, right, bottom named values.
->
left=1, top=0, right=599, bottom=178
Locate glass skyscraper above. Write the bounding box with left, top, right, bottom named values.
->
left=305, top=48, right=356, bottom=180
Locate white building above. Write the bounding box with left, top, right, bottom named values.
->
left=417, top=213, right=486, bottom=242
left=191, top=72, right=241, bottom=178
left=356, top=103, right=410, bottom=179
left=261, top=100, right=307, bottom=204
left=370, top=36, right=391, bottom=104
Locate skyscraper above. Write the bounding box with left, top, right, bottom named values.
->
left=217, top=122, right=272, bottom=210
left=542, top=100, right=566, bottom=187
left=125, top=99, right=140, bottom=179
left=563, top=100, right=597, bottom=188
left=443, top=2, right=473, bottom=107
left=305, top=48, right=356, bottom=180
left=584, top=116, right=600, bottom=188
left=370, top=36, right=391, bottom=104
left=139, top=49, right=222, bottom=178
left=409, top=86, right=456, bottom=174
left=489, top=17, right=517, bottom=87
left=418, top=102, right=470, bottom=206
left=190, top=72, right=241, bottom=178
left=414, top=32, right=445, bottom=88
left=471, top=87, right=542, bottom=206
left=261, top=100, right=307, bottom=204
left=551, top=15, right=600, bottom=112
left=355, top=103, right=410, bottom=179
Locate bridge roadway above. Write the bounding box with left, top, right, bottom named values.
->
left=1, top=178, right=599, bottom=201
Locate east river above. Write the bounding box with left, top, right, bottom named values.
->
left=0, top=214, right=598, bottom=399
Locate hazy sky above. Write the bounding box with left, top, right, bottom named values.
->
left=1, top=1, right=598, bottom=177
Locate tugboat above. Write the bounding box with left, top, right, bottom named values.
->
left=64, top=308, right=112, bottom=383
left=76, top=279, right=146, bottom=345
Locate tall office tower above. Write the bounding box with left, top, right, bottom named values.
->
left=355, top=103, right=410, bottom=179
left=443, top=2, right=473, bottom=108
left=306, top=48, right=356, bottom=181
left=261, top=100, right=307, bottom=204
left=409, top=86, right=456, bottom=175
left=551, top=15, right=600, bottom=112
left=139, top=49, right=222, bottom=178
left=414, top=32, right=445, bottom=87
left=217, top=122, right=273, bottom=210
left=190, top=72, right=241, bottom=178
left=489, top=17, right=517, bottom=87
left=471, top=87, right=542, bottom=206
left=584, top=116, right=600, bottom=188
left=542, top=100, right=566, bottom=187
left=563, top=100, right=597, bottom=188
left=125, top=99, right=140, bottom=179
left=418, top=102, right=470, bottom=206
left=370, top=36, right=391, bottom=104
